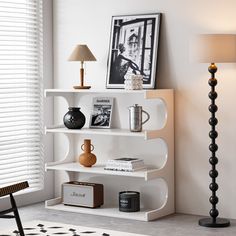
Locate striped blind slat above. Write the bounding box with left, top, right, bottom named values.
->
left=0, top=0, right=43, bottom=192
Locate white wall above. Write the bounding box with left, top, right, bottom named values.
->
left=53, top=0, right=236, bottom=218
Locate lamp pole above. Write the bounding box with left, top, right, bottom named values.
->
left=80, top=61, right=84, bottom=87
left=198, top=63, right=230, bottom=227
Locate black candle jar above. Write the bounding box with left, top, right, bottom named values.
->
left=119, top=191, right=140, bottom=212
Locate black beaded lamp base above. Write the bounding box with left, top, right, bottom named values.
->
left=199, top=217, right=230, bottom=228
left=199, top=63, right=230, bottom=228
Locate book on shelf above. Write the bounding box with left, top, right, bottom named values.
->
left=104, top=158, right=146, bottom=172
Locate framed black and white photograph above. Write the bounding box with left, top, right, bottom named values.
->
left=106, top=13, right=161, bottom=89
left=89, top=97, right=114, bottom=128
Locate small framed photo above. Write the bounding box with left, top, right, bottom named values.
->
left=106, top=13, right=162, bottom=89
left=89, top=97, right=114, bottom=128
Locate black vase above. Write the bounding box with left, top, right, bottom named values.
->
left=63, top=107, right=86, bottom=129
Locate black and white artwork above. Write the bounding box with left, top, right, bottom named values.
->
left=89, top=97, right=114, bottom=128
left=106, top=13, right=161, bottom=89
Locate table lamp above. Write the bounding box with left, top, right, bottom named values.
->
left=191, top=34, right=236, bottom=227
left=68, top=44, right=96, bottom=89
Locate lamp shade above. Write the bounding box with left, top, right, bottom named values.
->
left=190, top=34, right=236, bottom=63
left=68, top=44, right=96, bottom=61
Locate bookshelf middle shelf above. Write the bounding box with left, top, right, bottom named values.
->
left=45, top=162, right=166, bottom=181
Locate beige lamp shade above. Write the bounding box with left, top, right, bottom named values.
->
left=68, top=44, right=96, bottom=61
left=190, top=34, right=236, bottom=63
left=69, top=44, right=96, bottom=89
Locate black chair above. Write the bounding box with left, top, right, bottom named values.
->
left=0, top=181, right=29, bottom=236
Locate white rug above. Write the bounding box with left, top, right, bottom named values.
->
left=0, top=220, right=148, bottom=236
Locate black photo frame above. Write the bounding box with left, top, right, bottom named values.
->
left=106, top=13, right=161, bottom=89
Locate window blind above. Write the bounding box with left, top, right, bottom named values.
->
left=0, top=0, right=44, bottom=192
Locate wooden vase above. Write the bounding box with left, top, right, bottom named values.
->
left=78, top=139, right=96, bottom=167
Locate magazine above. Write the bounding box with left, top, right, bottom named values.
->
left=105, top=157, right=146, bottom=172
left=89, top=97, right=114, bottom=129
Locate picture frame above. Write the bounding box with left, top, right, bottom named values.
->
left=89, top=97, right=114, bottom=129
left=106, top=13, right=162, bottom=89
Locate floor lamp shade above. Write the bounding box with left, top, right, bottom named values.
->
left=68, top=44, right=96, bottom=89
left=191, top=34, right=236, bottom=228
left=191, top=34, right=236, bottom=63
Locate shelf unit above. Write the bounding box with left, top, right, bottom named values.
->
left=44, top=89, right=174, bottom=221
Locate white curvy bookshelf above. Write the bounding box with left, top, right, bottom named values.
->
left=44, top=89, right=174, bottom=221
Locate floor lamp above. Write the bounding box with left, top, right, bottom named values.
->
left=192, top=34, right=236, bottom=227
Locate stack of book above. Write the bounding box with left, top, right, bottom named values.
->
left=104, top=158, right=146, bottom=172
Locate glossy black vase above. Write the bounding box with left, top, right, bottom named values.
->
left=63, top=107, right=86, bottom=129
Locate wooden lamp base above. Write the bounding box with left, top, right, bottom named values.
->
left=73, top=85, right=91, bottom=89
left=73, top=66, right=91, bottom=89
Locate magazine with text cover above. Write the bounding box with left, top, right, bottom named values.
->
left=89, top=97, right=114, bottom=129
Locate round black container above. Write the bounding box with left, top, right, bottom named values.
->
left=119, top=191, right=140, bottom=212
left=63, top=107, right=86, bottom=129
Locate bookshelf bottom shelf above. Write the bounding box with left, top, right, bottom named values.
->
left=45, top=197, right=153, bottom=221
